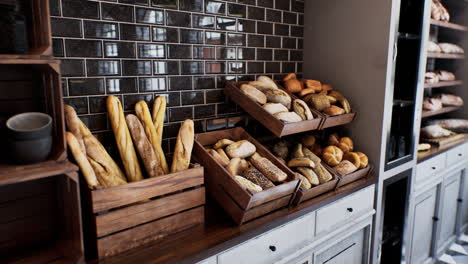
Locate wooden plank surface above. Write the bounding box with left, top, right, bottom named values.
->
left=0, top=161, right=77, bottom=186
left=421, top=106, right=462, bottom=118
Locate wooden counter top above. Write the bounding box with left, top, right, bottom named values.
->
left=418, top=134, right=468, bottom=163
left=94, top=176, right=377, bottom=264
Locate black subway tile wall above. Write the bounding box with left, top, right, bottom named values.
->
left=52, top=0, right=304, bottom=150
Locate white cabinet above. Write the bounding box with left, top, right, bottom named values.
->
left=409, top=185, right=438, bottom=264
left=463, top=171, right=468, bottom=228
left=314, top=227, right=368, bottom=264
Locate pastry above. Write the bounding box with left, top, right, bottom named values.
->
left=241, top=84, right=267, bottom=105
left=438, top=94, right=464, bottom=106
left=304, top=80, right=322, bottom=92
left=257, top=75, right=279, bottom=90
left=227, top=158, right=241, bottom=177
left=285, top=79, right=303, bottom=93
left=214, top=139, right=235, bottom=149
left=126, top=114, right=161, bottom=178
left=304, top=93, right=330, bottom=111
left=171, top=119, right=195, bottom=173
left=234, top=176, right=262, bottom=193
left=135, top=100, right=168, bottom=175
left=288, top=158, right=315, bottom=168
left=420, top=125, right=454, bottom=139
left=437, top=71, right=456, bottom=81
left=323, top=105, right=345, bottom=116
left=283, top=73, right=297, bottom=82
left=338, top=137, right=354, bottom=153
left=107, top=95, right=144, bottom=182
left=296, top=167, right=319, bottom=186
left=248, top=81, right=274, bottom=92
left=418, top=144, right=431, bottom=152
left=425, top=72, right=439, bottom=84
left=250, top=153, right=288, bottom=182
left=209, top=149, right=229, bottom=167
left=272, top=141, right=289, bottom=160
left=356, top=152, right=369, bottom=168
left=423, top=97, right=443, bottom=111
left=226, top=140, right=256, bottom=158
left=328, top=90, right=351, bottom=113
left=301, top=134, right=316, bottom=148
left=274, top=111, right=303, bottom=123
left=343, top=152, right=361, bottom=169
left=293, top=99, right=314, bottom=120
left=297, top=173, right=312, bottom=189
left=327, top=133, right=340, bottom=146
left=64, top=105, right=86, bottom=154
left=263, top=103, right=289, bottom=115
left=242, top=167, right=275, bottom=189
left=333, top=160, right=358, bottom=175
left=265, top=89, right=291, bottom=109
left=322, top=145, right=343, bottom=166
left=299, top=88, right=317, bottom=97
left=152, top=96, right=166, bottom=146
left=66, top=132, right=99, bottom=188
left=427, top=41, right=441, bottom=53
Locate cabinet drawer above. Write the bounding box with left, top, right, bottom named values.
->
left=315, top=185, right=374, bottom=236
left=218, top=213, right=315, bottom=264
left=446, top=144, right=467, bottom=168
left=314, top=227, right=366, bottom=264
left=416, top=154, right=446, bottom=185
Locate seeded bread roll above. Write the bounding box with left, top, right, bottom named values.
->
left=242, top=166, right=275, bottom=189
left=297, top=167, right=319, bottom=186
left=234, top=176, right=262, bottom=193
left=250, top=153, right=288, bottom=182
left=226, top=140, right=256, bottom=158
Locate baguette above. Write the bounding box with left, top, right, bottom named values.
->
left=64, top=105, right=86, bottom=154
left=171, top=119, right=194, bottom=173
left=287, top=158, right=315, bottom=168
left=107, top=96, right=144, bottom=182
left=135, top=100, right=168, bottom=174
left=209, top=149, right=229, bottom=167
left=126, top=114, right=161, bottom=178
left=152, top=96, right=166, bottom=146
left=66, top=132, right=99, bottom=188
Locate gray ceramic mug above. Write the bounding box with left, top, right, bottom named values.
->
left=6, top=112, right=53, bottom=164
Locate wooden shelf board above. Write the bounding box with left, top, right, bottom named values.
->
left=430, top=19, right=468, bottom=32
left=418, top=134, right=468, bottom=163
left=427, top=52, right=465, bottom=59
left=0, top=160, right=78, bottom=186
left=424, top=80, right=463, bottom=89
left=421, top=106, right=462, bottom=118
left=3, top=241, right=82, bottom=264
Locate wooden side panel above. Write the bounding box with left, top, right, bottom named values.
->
left=243, top=195, right=292, bottom=223
left=294, top=175, right=339, bottom=205
left=95, top=187, right=205, bottom=237
left=97, top=206, right=204, bottom=258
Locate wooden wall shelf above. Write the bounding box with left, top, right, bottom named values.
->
left=0, top=161, right=77, bottom=186
left=424, top=80, right=463, bottom=89
left=427, top=52, right=465, bottom=59
left=430, top=19, right=468, bottom=32
left=421, top=106, right=462, bottom=118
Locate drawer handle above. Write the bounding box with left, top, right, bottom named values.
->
left=347, top=207, right=353, bottom=212
left=458, top=198, right=463, bottom=203
left=269, top=245, right=276, bottom=252
left=433, top=216, right=439, bottom=222
left=458, top=153, right=463, bottom=157
left=431, top=166, right=436, bottom=170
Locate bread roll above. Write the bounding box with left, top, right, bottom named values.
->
left=302, top=146, right=321, bottom=165
left=304, top=93, right=330, bottom=111
left=314, top=163, right=333, bottom=184
left=285, top=79, right=303, bottom=93
left=242, top=167, right=275, bottom=189
left=283, top=73, right=297, bottom=82
left=356, top=152, right=369, bottom=168
left=288, top=158, right=315, bottom=168
left=151, top=96, right=166, bottom=146
left=338, top=137, right=354, bottom=153
left=209, top=149, right=229, bottom=167
left=328, top=90, right=351, bottom=114
left=293, top=99, right=314, bottom=120
left=327, top=133, right=340, bottom=146
left=66, top=132, right=99, bottom=188
left=311, top=143, right=323, bottom=156
left=304, top=80, right=322, bottom=92
left=241, top=84, right=267, bottom=105
left=171, top=119, right=194, bottom=173
left=333, top=160, right=358, bottom=175
left=323, top=105, right=345, bottom=116
left=250, top=154, right=288, bottom=182
left=135, top=100, right=168, bottom=175
left=272, top=141, right=289, bottom=160
left=226, top=140, right=256, bottom=158
left=301, top=134, right=316, bottom=148
left=227, top=158, right=241, bottom=177
left=234, top=176, right=262, bottom=193
left=322, top=146, right=343, bottom=166
left=216, top=148, right=230, bottom=163
left=327, top=96, right=337, bottom=104
left=214, top=139, right=234, bottom=149
left=263, top=103, right=288, bottom=115
left=239, top=159, right=250, bottom=174
left=274, top=111, right=302, bottom=123
left=322, top=84, right=334, bottom=92
left=296, top=167, right=319, bottom=186
left=343, top=152, right=361, bottom=169
left=265, top=89, right=291, bottom=109
left=248, top=81, right=273, bottom=92
left=107, top=96, right=144, bottom=182
left=299, top=88, right=317, bottom=97
left=297, top=173, right=312, bottom=190
left=257, top=76, right=278, bottom=90
left=64, top=105, right=86, bottom=154
left=291, top=143, right=304, bottom=159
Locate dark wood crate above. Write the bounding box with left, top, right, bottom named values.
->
left=320, top=112, right=357, bottom=129
left=292, top=168, right=340, bottom=205
left=323, top=163, right=372, bottom=188
left=193, top=127, right=300, bottom=225
left=224, top=82, right=323, bottom=137
left=81, top=166, right=205, bottom=259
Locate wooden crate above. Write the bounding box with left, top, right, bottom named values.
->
left=324, top=163, right=372, bottom=188
left=81, top=166, right=205, bottom=259
left=193, top=127, right=300, bottom=225
left=292, top=168, right=340, bottom=205
left=224, top=82, right=323, bottom=137
left=0, top=170, right=83, bottom=264
left=320, top=112, right=357, bottom=129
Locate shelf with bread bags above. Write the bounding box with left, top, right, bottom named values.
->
left=424, top=80, right=463, bottom=89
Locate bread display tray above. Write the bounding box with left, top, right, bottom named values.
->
left=81, top=166, right=204, bottom=259
left=325, top=164, right=372, bottom=188
left=224, top=82, right=323, bottom=137
left=194, top=127, right=300, bottom=225
left=320, top=111, right=357, bottom=129
left=292, top=166, right=340, bottom=205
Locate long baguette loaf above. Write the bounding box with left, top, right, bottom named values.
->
left=64, top=104, right=86, bottom=153
left=107, top=96, right=143, bottom=182
left=79, top=120, right=127, bottom=186
left=126, top=114, right=161, bottom=178
left=152, top=96, right=166, bottom=146
left=135, top=100, right=168, bottom=174
left=66, top=132, right=99, bottom=188
left=171, top=119, right=194, bottom=173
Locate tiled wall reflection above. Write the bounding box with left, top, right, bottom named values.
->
left=51, top=0, right=304, bottom=151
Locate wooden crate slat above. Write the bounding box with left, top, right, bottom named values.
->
left=243, top=195, right=291, bottom=223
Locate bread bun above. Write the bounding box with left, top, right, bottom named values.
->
left=327, top=133, right=340, bottom=146
left=297, top=173, right=312, bottom=190
left=226, top=140, right=257, bottom=158
left=299, top=88, right=317, bottom=97
left=343, top=152, right=361, bottom=169
left=338, top=137, right=353, bottom=153
left=296, top=167, right=319, bottom=186
left=248, top=81, right=273, bottom=92
left=283, top=73, right=297, bottom=82
left=293, top=99, right=314, bottom=120
left=263, top=103, right=288, bottom=115
left=304, top=80, right=322, bottom=92
left=285, top=79, right=303, bottom=93
left=304, top=93, right=330, bottom=111
left=322, top=145, right=343, bottom=166
left=333, top=160, right=358, bottom=175
left=241, top=84, right=267, bottom=105
left=257, top=76, right=278, bottom=90
left=356, top=152, right=369, bottom=168
left=288, top=158, right=315, bottom=168
left=323, top=105, right=345, bottom=116
left=265, top=89, right=291, bottom=109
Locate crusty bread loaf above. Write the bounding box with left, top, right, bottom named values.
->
left=234, top=176, right=262, bottom=193
left=293, top=99, right=314, bottom=120
left=152, top=96, right=166, bottom=146
left=242, top=166, right=275, bottom=189
left=338, top=137, right=354, bottom=153
left=171, top=119, right=194, bottom=173
left=257, top=76, right=279, bottom=90
left=126, top=114, right=161, bottom=178
left=226, top=140, right=256, bottom=158
left=274, top=111, right=302, bottom=123
left=333, top=160, right=358, bottom=175
left=66, top=132, right=99, bottom=188
left=314, top=163, right=333, bottom=184
left=250, top=153, right=288, bottom=182
left=263, top=103, right=288, bottom=115
left=64, top=105, right=86, bottom=154
left=107, top=96, right=143, bottom=182
left=265, top=89, right=291, bottom=109
left=209, top=149, right=229, bottom=167
left=323, top=105, right=345, bottom=116
left=135, top=100, right=168, bottom=175
left=248, top=81, right=273, bottom=92
left=240, top=84, right=267, bottom=105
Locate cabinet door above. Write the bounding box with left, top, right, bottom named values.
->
left=463, top=170, right=468, bottom=227
left=314, top=227, right=366, bottom=264
left=410, top=186, right=438, bottom=264
left=438, top=171, right=462, bottom=249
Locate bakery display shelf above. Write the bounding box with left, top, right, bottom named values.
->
left=81, top=165, right=205, bottom=260
left=194, top=127, right=300, bottom=225
left=418, top=134, right=468, bottom=163
left=421, top=106, right=462, bottom=118
left=225, top=82, right=323, bottom=137
left=424, top=80, right=463, bottom=89
left=430, top=19, right=468, bottom=32
left=427, top=52, right=465, bottom=59
left=0, top=160, right=77, bottom=186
